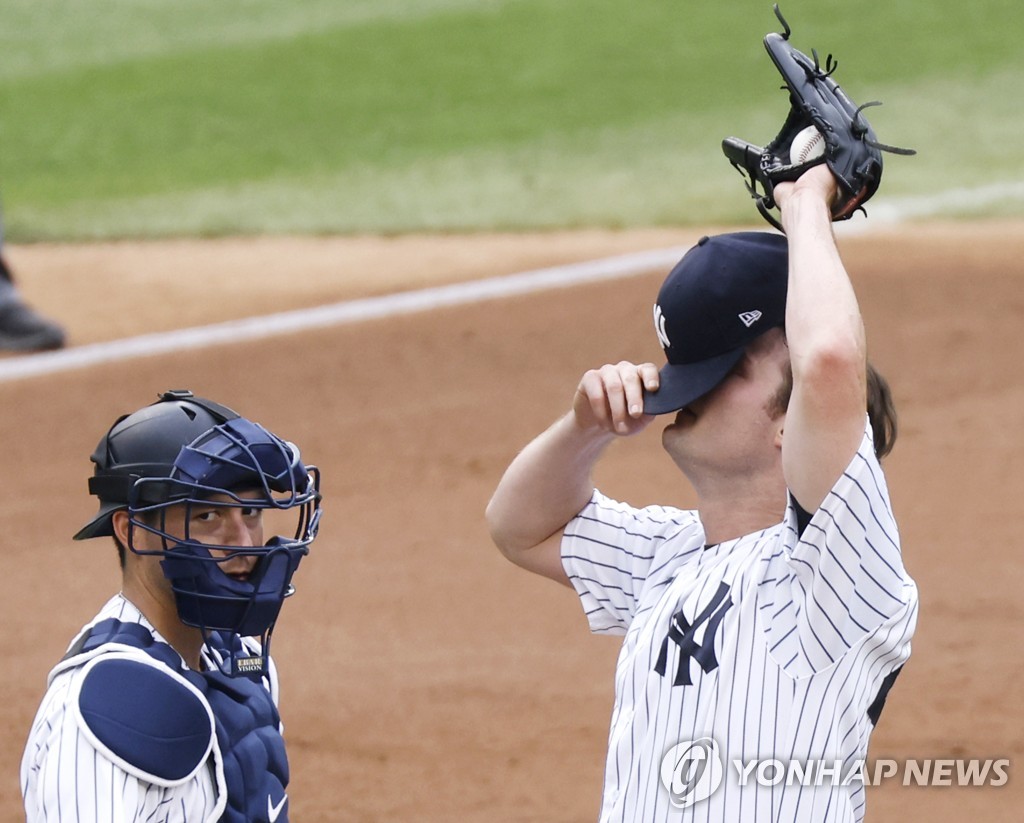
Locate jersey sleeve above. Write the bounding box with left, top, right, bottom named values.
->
left=761, top=419, right=918, bottom=677
left=561, top=490, right=703, bottom=635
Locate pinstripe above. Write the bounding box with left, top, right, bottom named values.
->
left=560, top=425, right=918, bottom=822
left=575, top=514, right=667, bottom=547
left=784, top=654, right=843, bottom=818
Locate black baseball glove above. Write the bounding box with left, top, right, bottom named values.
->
left=722, top=5, right=914, bottom=230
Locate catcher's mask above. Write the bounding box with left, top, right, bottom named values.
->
left=75, top=390, right=322, bottom=676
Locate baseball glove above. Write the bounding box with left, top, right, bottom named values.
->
left=722, top=5, right=914, bottom=230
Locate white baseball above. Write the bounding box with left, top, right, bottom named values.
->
left=789, top=126, right=825, bottom=165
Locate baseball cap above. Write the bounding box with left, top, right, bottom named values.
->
left=642, top=232, right=789, bottom=415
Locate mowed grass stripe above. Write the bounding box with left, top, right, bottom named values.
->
left=0, top=0, right=522, bottom=79
left=0, top=0, right=1021, bottom=239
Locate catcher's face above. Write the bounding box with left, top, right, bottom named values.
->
left=142, top=491, right=266, bottom=581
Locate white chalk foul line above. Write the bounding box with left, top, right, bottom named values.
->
left=0, top=244, right=693, bottom=383
left=2, top=180, right=1021, bottom=383
left=868, top=180, right=1024, bottom=221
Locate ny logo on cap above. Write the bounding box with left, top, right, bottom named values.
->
left=654, top=304, right=671, bottom=349
left=738, top=310, right=762, bottom=328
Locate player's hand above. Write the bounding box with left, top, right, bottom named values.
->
left=774, top=163, right=839, bottom=213
left=573, top=361, right=659, bottom=436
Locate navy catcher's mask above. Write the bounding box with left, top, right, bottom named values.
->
left=75, top=390, right=322, bottom=676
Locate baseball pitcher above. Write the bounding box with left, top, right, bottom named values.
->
left=487, top=16, right=917, bottom=820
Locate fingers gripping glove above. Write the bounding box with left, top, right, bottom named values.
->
left=722, top=5, right=915, bottom=230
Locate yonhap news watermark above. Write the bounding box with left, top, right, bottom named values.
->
left=660, top=738, right=1010, bottom=809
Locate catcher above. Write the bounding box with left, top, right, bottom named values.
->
left=486, top=10, right=917, bottom=821
left=21, top=391, right=322, bottom=822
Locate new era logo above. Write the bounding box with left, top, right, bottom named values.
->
left=738, top=310, right=762, bottom=328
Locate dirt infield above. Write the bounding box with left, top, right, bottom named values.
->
left=2, top=222, right=1021, bottom=821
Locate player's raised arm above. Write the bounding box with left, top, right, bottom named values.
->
left=774, top=165, right=868, bottom=512
left=485, top=361, right=659, bottom=584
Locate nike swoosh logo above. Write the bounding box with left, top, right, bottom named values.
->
left=268, top=793, right=287, bottom=822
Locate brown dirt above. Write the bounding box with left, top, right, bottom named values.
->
left=2, top=221, right=1021, bottom=821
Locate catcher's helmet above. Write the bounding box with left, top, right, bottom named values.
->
left=76, top=390, right=321, bottom=675
left=74, top=389, right=240, bottom=540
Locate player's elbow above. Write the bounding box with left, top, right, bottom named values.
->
left=484, top=496, right=559, bottom=566
left=485, top=496, right=533, bottom=561
left=485, top=503, right=570, bottom=585
left=792, top=332, right=865, bottom=396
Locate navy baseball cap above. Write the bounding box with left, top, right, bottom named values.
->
left=642, top=232, right=789, bottom=415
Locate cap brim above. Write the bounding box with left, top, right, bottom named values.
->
left=642, top=348, right=746, bottom=415
left=72, top=502, right=122, bottom=541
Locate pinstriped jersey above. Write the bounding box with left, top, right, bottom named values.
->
left=20, top=594, right=282, bottom=823
left=561, top=422, right=918, bottom=822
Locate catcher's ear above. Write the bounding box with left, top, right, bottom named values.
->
left=111, top=509, right=131, bottom=545
left=111, top=511, right=129, bottom=544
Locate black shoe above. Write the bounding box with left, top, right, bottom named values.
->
left=0, top=299, right=66, bottom=351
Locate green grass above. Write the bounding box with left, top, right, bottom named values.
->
left=0, top=0, right=1021, bottom=239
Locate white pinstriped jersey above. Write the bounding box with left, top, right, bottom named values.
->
left=561, top=422, right=918, bottom=822
left=20, top=594, right=280, bottom=823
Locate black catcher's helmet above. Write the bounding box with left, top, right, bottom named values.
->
left=75, top=390, right=240, bottom=540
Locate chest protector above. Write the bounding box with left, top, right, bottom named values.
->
left=63, top=618, right=290, bottom=822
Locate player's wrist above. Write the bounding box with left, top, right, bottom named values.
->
left=780, top=187, right=834, bottom=233
left=565, top=408, right=616, bottom=443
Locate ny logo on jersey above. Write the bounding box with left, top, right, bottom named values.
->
left=654, top=582, right=733, bottom=686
